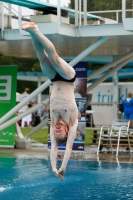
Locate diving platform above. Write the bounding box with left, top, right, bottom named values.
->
left=1, top=22, right=133, bottom=61
left=0, top=0, right=133, bottom=64
left=0, top=0, right=99, bottom=19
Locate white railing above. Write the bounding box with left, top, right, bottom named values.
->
left=0, top=2, right=33, bottom=31
left=0, top=2, right=16, bottom=30
left=4, top=2, right=18, bottom=17
left=1, top=0, right=133, bottom=30
left=89, top=9, right=133, bottom=25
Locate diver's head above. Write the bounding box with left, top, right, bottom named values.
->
left=54, top=119, right=68, bottom=143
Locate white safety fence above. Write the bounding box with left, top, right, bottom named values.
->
left=2, top=0, right=133, bottom=31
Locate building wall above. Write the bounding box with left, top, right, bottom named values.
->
left=88, top=82, right=133, bottom=126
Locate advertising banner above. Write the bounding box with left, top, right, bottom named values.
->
left=48, top=62, right=88, bottom=152
left=0, top=66, right=17, bottom=147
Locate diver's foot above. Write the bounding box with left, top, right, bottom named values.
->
left=22, top=22, right=39, bottom=33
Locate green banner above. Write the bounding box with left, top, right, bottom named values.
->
left=0, top=66, right=17, bottom=147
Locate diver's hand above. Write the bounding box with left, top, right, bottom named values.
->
left=52, top=168, right=65, bottom=180
left=58, top=168, right=66, bottom=180
left=58, top=168, right=66, bottom=174
left=52, top=168, right=58, bottom=177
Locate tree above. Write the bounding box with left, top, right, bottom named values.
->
left=0, top=56, right=47, bottom=93
left=0, top=56, right=40, bottom=71
left=69, top=0, right=132, bottom=11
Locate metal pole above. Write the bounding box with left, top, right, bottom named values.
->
left=8, top=3, right=12, bottom=29
left=69, top=36, right=108, bottom=66
left=83, top=0, right=87, bottom=25
left=16, top=122, right=24, bottom=139
left=122, top=0, right=126, bottom=22
left=79, top=0, right=81, bottom=25
left=26, top=117, right=48, bottom=138
left=87, top=50, right=133, bottom=81
left=0, top=99, right=49, bottom=132
left=113, top=71, right=119, bottom=119
left=75, top=0, right=78, bottom=26
left=0, top=3, right=1, bottom=29
left=116, top=11, right=119, bottom=23
left=0, top=80, right=51, bottom=125
left=57, top=0, right=61, bottom=28
left=1, top=2, right=4, bottom=38
left=37, top=77, right=41, bottom=103
left=18, top=6, right=22, bottom=32
left=87, top=56, right=133, bottom=93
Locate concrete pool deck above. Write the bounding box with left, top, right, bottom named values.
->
left=0, top=145, right=133, bottom=163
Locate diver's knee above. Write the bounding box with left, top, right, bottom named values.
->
left=49, top=54, right=60, bottom=65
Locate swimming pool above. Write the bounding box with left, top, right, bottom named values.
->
left=0, top=157, right=133, bottom=200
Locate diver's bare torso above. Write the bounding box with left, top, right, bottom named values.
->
left=50, top=81, right=78, bottom=126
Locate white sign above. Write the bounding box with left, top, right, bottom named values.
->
left=88, top=82, right=133, bottom=126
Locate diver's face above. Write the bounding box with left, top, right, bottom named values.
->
left=54, top=120, right=68, bottom=140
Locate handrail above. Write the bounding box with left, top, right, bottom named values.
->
left=0, top=2, right=32, bottom=30
left=122, top=0, right=133, bottom=31
left=88, top=9, right=133, bottom=13
left=4, top=2, right=18, bottom=16
left=0, top=2, right=4, bottom=37
left=89, top=8, right=133, bottom=24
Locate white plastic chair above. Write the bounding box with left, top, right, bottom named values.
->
left=97, top=120, right=131, bottom=157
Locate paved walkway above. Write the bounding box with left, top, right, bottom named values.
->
left=0, top=145, right=133, bottom=163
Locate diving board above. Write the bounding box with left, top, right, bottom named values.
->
left=1, top=0, right=100, bottom=19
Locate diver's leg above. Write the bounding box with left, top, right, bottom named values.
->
left=30, top=35, right=56, bottom=79
left=22, top=22, right=75, bottom=80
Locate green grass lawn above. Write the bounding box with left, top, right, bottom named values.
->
left=15, top=127, right=94, bottom=145
left=85, top=129, right=94, bottom=145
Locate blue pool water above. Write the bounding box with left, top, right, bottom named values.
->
left=0, top=157, right=133, bottom=200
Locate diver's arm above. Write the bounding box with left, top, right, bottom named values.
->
left=50, top=125, right=58, bottom=173
left=58, top=119, right=78, bottom=174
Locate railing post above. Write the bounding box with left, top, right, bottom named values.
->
left=122, top=0, right=133, bottom=31
left=122, top=0, right=126, bottom=21
left=37, top=76, right=41, bottom=104
left=113, top=69, right=119, bottom=120
left=75, top=0, right=87, bottom=26
left=18, top=6, right=22, bottom=32
left=75, top=0, right=78, bottom=26
left=0, top=3, right=1, bottom=29
left=1, top=2, right=4, bottom=38
left=116, top=11, right=119, bottom=23
left=57, top=0, right=61, bottom=29
left=79, top=0, right=81, bottom=25
left=83, top=0, right=87, bottom=25
left=8, top=3, right=12, bottom=29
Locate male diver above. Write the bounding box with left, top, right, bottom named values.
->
left=22, top=22, right=78, bottom=180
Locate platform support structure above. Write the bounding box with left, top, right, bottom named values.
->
left=87, top=50, right=133, bottom=81
left=0, top=36, right=108, bottom=126
left=87, top=56, right=133, bottom=93
left=113, top=71, right=119, bottom=120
